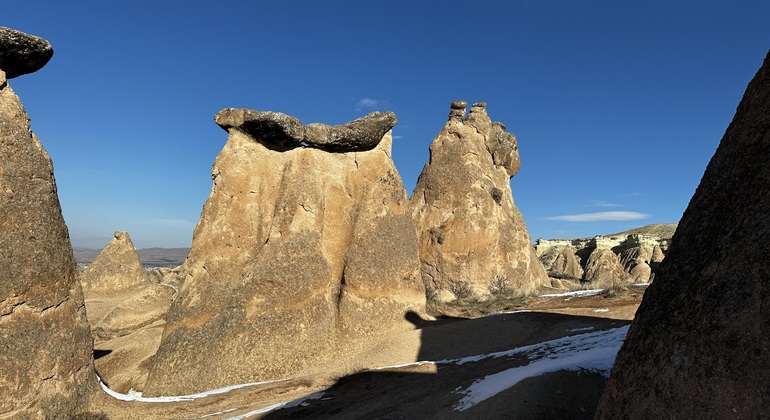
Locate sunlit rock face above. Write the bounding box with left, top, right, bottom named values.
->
left=144, top=108, right=425, bottom=396
left=596, top=51, right=770, bottom=419
left=80, top=231, right=151, bottom=296
left=0, top=28, right=96, bottom=418
left=410, top=100, right=548, bottom=298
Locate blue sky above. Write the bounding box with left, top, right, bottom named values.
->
left=5, top=1, right=769, bottom=248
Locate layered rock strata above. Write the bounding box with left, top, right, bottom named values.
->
left=0, top=28, right=96, bottom=418
left=411, top=101, right=548, bottom=297
left=144, top=109, right=425, bottom=395
left=596, top=51, right=770, bottom=419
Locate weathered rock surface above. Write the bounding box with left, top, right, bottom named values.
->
left=411, top=101, right=548, bottom=297
left=551, top=246, right=583, bottom=280
left=0, top=27, right=53, bottom=79
left=596, top=51, right=770, bottom=419
left=144, top=108, right=425, bottom=396
left=0, top=35, right=95, bottom=417
left=582, top=248, right=628, bottom=288
left=80, top=230, right=151, bottom=296
left=618, top=246, right=652, bottom=283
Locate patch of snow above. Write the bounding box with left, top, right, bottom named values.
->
left=98, top=375, right=284, bottom=403
left=452, top=325, right=629, bottom=411
left=198, top=408, right=237, bottom=418
left=631, top=282, right=650, bottom=286
left=539, top=289, right=604, bottom=298
left=221, top=393, right=324, bottom=419
left=593, top=308, right=609, bottom=313
left=159, top=282, right=178, bottom=292
left=567, top=326, right=595, bottom=332
left=372, top=361, right=435, bottom=370
left=482, top=309, right=532, bottom=318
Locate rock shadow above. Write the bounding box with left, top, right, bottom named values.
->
left=264, top=311, right=630, bottom=419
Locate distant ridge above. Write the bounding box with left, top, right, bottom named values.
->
left=606, top=223, right=678, bottom=239
left=74, top=247, right=189, bottom=268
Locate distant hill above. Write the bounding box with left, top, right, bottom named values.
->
left=606, top=223, right=678, bottom=239
left=74, top=247, right=189, bottom=268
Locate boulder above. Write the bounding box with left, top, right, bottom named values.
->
left=0, top=27, right=53, bottom=79
left=582, top=248, right=628, bottom=288
left=144, top=108, right=425, bottom=396
left=411, top=101, right=548, bottom=297
left=0, top=32, right=95, bottom=417
left=596, top=51, right=770, bottom=419
left=80, top=230, right=151, bottom=296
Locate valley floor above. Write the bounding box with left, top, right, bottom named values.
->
left=87, top=286, right=646, bottom=419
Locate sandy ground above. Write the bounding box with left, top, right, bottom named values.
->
left=85, top=286, right=646, bottom=419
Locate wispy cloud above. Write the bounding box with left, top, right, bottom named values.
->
left=618, top=192, right=646, bottom=198
left=355, top=97, right=393, bottom=111
left=585, top=200, right=622, bottom=208
left=545, top=211, right=649, bottom=222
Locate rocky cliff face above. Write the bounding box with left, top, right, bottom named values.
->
left=0, top=28, right=96, bottom=418
left=80, top=230, right=150, bottom=296
left=596, top=50, right=770, bottom=419
left=144, top=108, right=425, bottom=396
left=410, top=101, right=548, bottom=298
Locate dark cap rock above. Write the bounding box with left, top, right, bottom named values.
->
left=215, top=108, right=397, bottom=152
left=0, top=27, right=53, bottom=78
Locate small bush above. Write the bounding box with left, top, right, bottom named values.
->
left=489, top=275, right=512, bottom=296
left=602, top=280, right=628, bottom=298
left=449, top=280, right=473, bottom=299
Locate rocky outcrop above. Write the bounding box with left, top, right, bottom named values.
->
left=410, top=101, right=548, bottom=297
left=551, top=246, right=583, bottom=280
left=582, top=248, right=628, bottom=288
left=596, top=51, right=770, bottom=419
left=618, top=246, right=652, bottom=283
left=80, top=231, right=151, bottom=296
left=0, top=27, right=53, bottom=79
left=144, top=108, right=425, bottom=396
left=0, top=29, right=95, bottom=418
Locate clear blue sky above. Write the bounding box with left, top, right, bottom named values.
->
left=5, top=1, right=769, bottom=248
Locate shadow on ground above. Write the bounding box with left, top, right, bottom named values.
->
left=264, top=311, right=629, bottom=419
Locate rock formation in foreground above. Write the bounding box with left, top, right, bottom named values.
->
left=410, top=101, right=548, bottom=298
left=0, top=28, right=96, bottom=418
left=144, top=108, right=425, bottom=396
left=596, top=51, right=770, bottom=419
left=80, top=230, right=151, bottom=296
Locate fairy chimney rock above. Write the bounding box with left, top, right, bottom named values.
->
left=80, top=231, right=150, bottom=296
left=144, top=108, right=425, bottom=396
left=0, top=27, right=96, bottom=418
left=596, top=50, right=770, bottom=419
left=410, top=100, right=548, bottom=297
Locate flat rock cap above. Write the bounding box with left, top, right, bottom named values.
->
left=215, top=108, right=397, bottom=152
left=0, top=27, right=53, bottom=78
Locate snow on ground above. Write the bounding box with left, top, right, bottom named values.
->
left=593, top=308, right=609, bottom=313
left=539, top=289, right=604, bottom=298
left=452, top=325, right=629, bottom=411
left=98, top=376, right=284, bottom=403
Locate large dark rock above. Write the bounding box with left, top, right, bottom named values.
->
left=0, top=50, right=96, bottom=416
left=0, top=27, right=53, bottom=79
left=596, top=50, right=770, bottom=419
left=215, top=108, right=397, bottom=152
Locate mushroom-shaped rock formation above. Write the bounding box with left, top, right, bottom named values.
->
left=0, top=27, right=53, bottom=79
left=0, top=28, right=96, bottom=418
left=582, top=248, right=629, bottom=288
left=144, top=108, right=425, bottom=396
left=410, top=101, right=548, bottom=298
left=596, top=51, right=770, bottom=419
